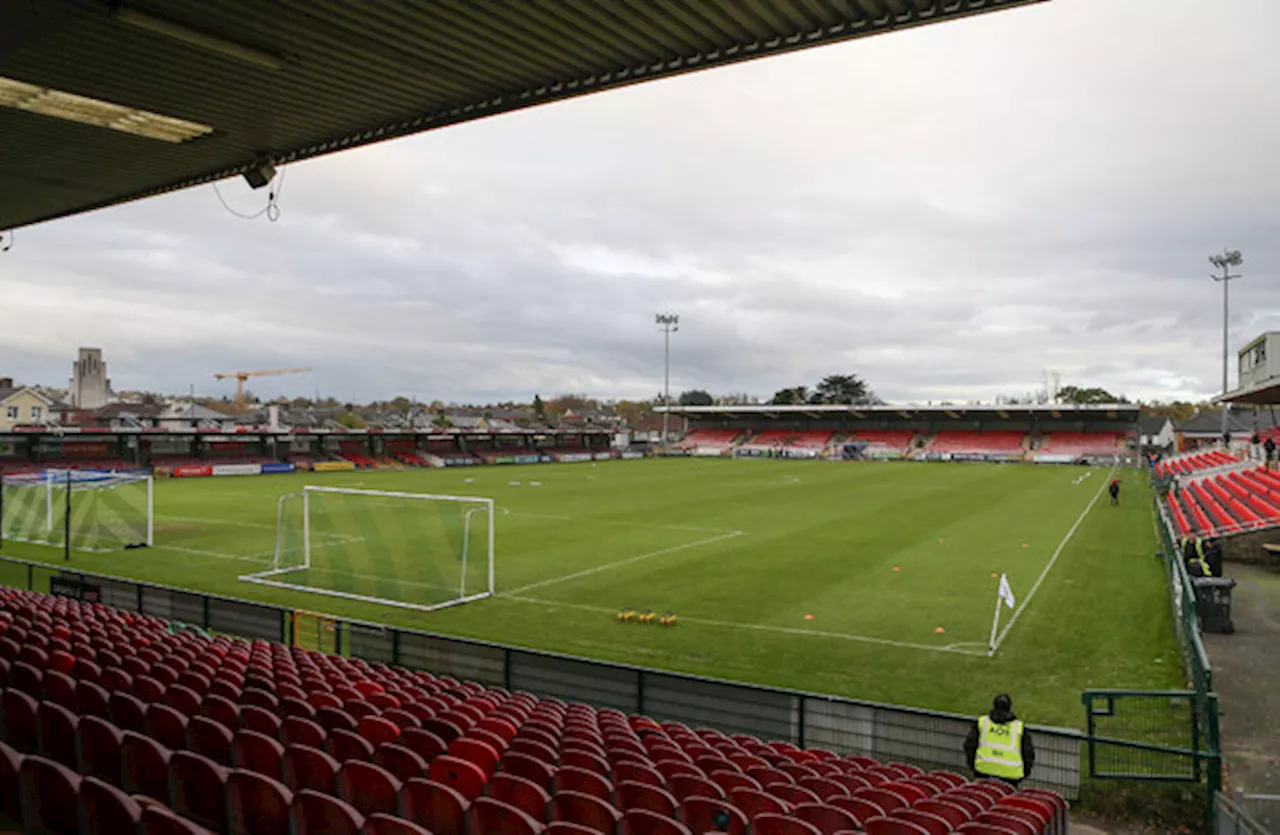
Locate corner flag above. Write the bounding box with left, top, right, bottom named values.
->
left=998, top=574, right=1016, bottom=610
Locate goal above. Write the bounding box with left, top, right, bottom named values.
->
left=239, top=485, right=494, bottom=612
left=0, top=470, right=153, bottom=554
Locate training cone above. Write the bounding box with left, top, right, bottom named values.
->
left=893, top=566, right=900, bottom=572
left=804, top=614, right=814, bottom=621
left=991, top=572, right=998, bottom=578
left=1022, top=543, right=1029, bottom=548
left=935, top=627, right=946, bottom=634
left=938, top=538, right=946, bottom=544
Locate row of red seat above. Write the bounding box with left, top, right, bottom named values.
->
left=1154, top=449, right=1237, bottom=479
left=741, top=431, right=834, bottom=450
left=0, top=588, right=1066, bottom=835
left=1166, top=468, right=1280, bottom=538
left=1035, top=433, right=1123, bottom=456
left=925, top=433, right=1025, bottom=454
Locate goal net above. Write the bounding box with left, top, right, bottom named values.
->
left=0, top=470, right=153, bottom=553
left=240, top=485, right=494, bottom=612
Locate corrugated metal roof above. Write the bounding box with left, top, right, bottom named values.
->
left=0, top=0, right=1046, bottom=230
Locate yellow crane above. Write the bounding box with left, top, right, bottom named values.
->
left=213, top=367, right=312, bottom=405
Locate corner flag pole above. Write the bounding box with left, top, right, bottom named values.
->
left=988, top=573, right=1017, bottom=657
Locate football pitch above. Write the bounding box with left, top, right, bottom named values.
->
left=0, top=459, right=1181, bottom=728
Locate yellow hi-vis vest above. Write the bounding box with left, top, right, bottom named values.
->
left=1192, top=540, right=1212, bottom=577
left=975, top=716, right=1025, bottom=780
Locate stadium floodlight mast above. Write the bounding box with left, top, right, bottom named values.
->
left=656, top=313, right=679, bottom=447
left=1210, top=249, right=1243, bottom=440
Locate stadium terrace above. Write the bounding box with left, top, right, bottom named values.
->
left=660, top=403, right=1140, bottom=465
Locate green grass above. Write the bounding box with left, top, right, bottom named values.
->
left=0, top=459, right=1182, bottom=728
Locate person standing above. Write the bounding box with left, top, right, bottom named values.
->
left=965, top=694, right=1035, bottom=786
left=1108, top=479, right=1120, bottom=506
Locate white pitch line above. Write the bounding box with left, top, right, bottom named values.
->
left=989, top=465, right=1116, bottom=655
left=504, top=530, right=744, bottom=596
left=501, top=594, right=986, bottom=657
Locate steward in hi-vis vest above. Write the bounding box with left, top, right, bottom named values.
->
left=964, top=694, right=1036, bottom=785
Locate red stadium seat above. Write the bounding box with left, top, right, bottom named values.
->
left=283, top=744, right=340, bottom=796
left=291, top=788, right=365, bottom=835
left=19, top=755, right=82, bottom=835
left=234, top=729, right=286, bottom=780
left=120, top=731, right=171, bottom=802
left=228, top=769, right=293, bottom=835
left=36, top=699, right=79, bottom=769
left=551, top=789, right=622, bottom=834
left=340, top=760, right=403, bottom=818
left=402, top=778, right=469, bottom=835
left=0, top=740, right=22, bottom=821
left=489, top=771, right=553, bottom=820
left=171, top=750, right=231, bottom=832
left=471, top=796, right=547, bottom=835
left=361, top=813, right=434, bottom=835
left=188, top=714, right=235, bottom=765
left=620, top=808, right=692, bottom=835
left=429, top=753, right=487, bottom=801
left=80, top=774, right=143, bottom=835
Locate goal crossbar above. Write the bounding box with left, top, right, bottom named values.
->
left=238, top=485, right=495, bottom=614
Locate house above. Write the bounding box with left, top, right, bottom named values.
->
left=1174, top=408, right=1280, bottom=452
left=0, top=381, right=59, bottom=431
left=157, top=402, right=236, bottom=431
left=1138, top=416, right=1175, bottom=452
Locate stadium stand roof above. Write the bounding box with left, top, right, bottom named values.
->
left=1, top=0, right=1045, bottom=231
left=659, top=403, right=1139, bottom=419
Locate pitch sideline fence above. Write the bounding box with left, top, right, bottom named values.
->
left=0, top=553, right=1084, bottom=799
left=1076, top=491, right=1225, bottom=828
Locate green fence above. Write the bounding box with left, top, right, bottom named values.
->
left=1078, top=494, right=1223, bottom=829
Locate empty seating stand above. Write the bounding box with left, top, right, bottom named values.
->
left=926, top=432, right=1026, bottom=456
left=0, top=587, right=1065, bottom=834
left=1166, top=467, right=1280, bottom=538
left=1155, top=449, right=1238, bottom=479
left=1036, top=432, right=1123, bottom=457
left=682, top=429, right=741, bottom=453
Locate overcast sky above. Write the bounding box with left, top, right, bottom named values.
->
left=3, top=0, right=1279, bottom=406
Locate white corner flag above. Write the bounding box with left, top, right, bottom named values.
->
left=989, top=573, right=1017, bottom=656
left=998, top=573, right=1017, bottom=610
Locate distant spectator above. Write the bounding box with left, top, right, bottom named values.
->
left=965, top=694, right=1035, bottom=786
left=1266, top=437, right=1276, bottom=467
left=1108, top=479, right=1120, bottom=506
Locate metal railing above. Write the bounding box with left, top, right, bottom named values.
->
left=0, top=553, right=1084, bottom=799
left=1217, top=791, right=1279, bottom=835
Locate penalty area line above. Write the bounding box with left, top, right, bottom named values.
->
left=500, top=594, right=986, bottom=657
left=503, top=530, right=745, bottom=596
left=989, top=464, right=1116, bottom=656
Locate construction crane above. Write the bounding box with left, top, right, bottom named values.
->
left=213, top=368, right=312, bottom=405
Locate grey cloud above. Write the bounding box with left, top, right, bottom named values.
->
left=3, top=0, right=1279, bottom=405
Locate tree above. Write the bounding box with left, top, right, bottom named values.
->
left=545, top=394, right=595, bottom=421
left=532, top=394, right=546, bottom=422
left=678, top=389, right=714, bottom=407
left=1058, top=385, right=1129, bottom=405
left=389, top=396, right=413, bottom=412
left=770, top=386, right=809, bottom=405
left=335, top=410, right=366, bottom=429
left=810, top=374, right=879, bottom=405
left=615, top=400, right=652, bottom=428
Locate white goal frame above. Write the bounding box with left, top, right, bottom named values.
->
left=238, top=485, right=495, bottom=613
left=1, top=470, right=154, bottom=552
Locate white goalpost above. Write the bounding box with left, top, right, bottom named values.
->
left=239, top=485, right=495, bottom=613
left=1, top=469, right=153, bottom=554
